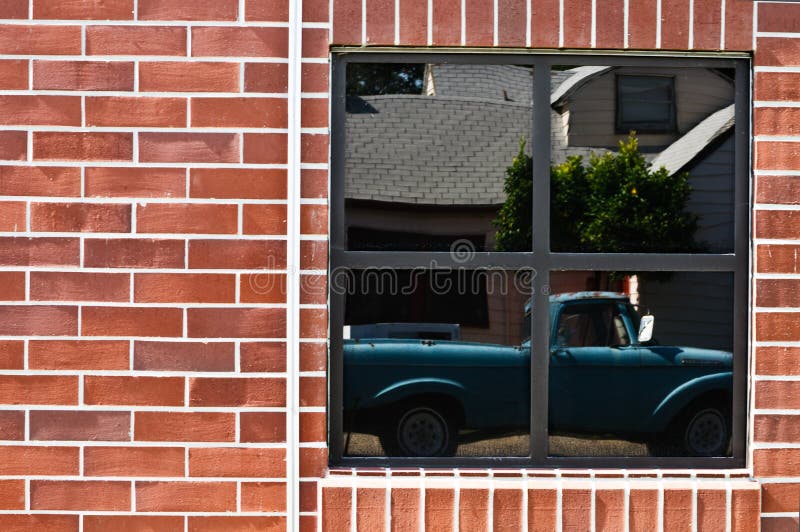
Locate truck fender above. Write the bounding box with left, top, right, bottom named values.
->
left=371, top=378, right=466, bottom=409
left=646, top=372, right=732, bottom=432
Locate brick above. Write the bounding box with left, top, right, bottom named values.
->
left=530, top=0, right=558, bottom=47
left=757, top=175, right=800, bottom=204
left=300, top=376, right=325, bottom=407
left=431, top=0, right=458, bottom=46
left=139, top=133, right=239, bottom=163
left=0, top=96, right=80, bottom=126
left=629, top=489, right=658, bottom=531
left=0, top=0, right=27, bottom=18
left=663, top=489, right=692, bottom=532
left=759, top=3, right=800, bottom=33
left=0, top=480, right=24, bottom=509
left=755, top=449, right=800, bottom=477
left=0, top=515, right=79, bottom=531
left=245, top=63, right=288, bottom=92
left=31, top=202, right=131, bottom=233
left=33, top=60, right=133, bottom=90
left=763, top=517, right=800, bottom=531
left=493, top=489, right=523, bottom=532
left=29, top=340, right=129, bottom=370
left=0, top=60, right=28, bottom=89
left=302, top=28, right=328, bottom=58
left=731, top=489, right=760, bottom=532
left=425, top=488, right=454, bottom=531
left=189, top=377, right=286, bottom=406
left=596, top=0, right=625, bottom=48
left=661, top=0, right=690, bottom=50
left=34, top=132, right=133, bottom=161
left=693, top=0, right=722, bottom=50
left=562, top=488, right=591, bottom=532
left=241, top=482, right=286, bottom=512
left=87, top=25, right=186, bottom=55
left=82, top=306, right=183, bottom=337
left=239, top=411, right=286, bottom=443
left=241, top=341, right=286, bottom=372
left=139, top=62, right=240, bottom=92
left=595, top=489, right=625, bottom=531
left=301, top=240, right=326, bottom=269
left=0, top=306, right=77, bottom=336
left=192, top=97, right=287, bottom=128
left=86, top=97, right=186, bottom=127
left=31, top=480, right=130, bottom=511
left=528, top=488, right=557, bottom=532
left=84, top=238, right=185, bottom=268
left=243, top=204, right=287, bottom=235
left=189, top=239, right=286, bottom=269
left=134, top=411, right=235, bottom=442
left=300, top=411, right=325, bottom=442
left=563, top=0, right=591, bottom=48
left=755, top=415, right=800, bottom=443
left=243, top=133, right=288, bottom=164
left=301, top=274, right=325, bottom=304
left=758, top=245, right=800, bottom=274
left=192, top=27, right=288, bottom=57
left=0, top=341, right=24, bottom=369
left=756, top=312, right=800, bottom=342
left=84, top=516, right=184, bottom=532
left=757, top=346, right=800, bottom=376
left=757, top=143, right=800, bottom=172
left=459, top=488, right=489, bottom=532
left=365, top=0, right=393, bottom=45
left=332, top=0, right=360, bottom=44
left=301, top=204, right=327, bottom=235
left=0, top=166, right=80, bottom=197
left=763, top=483, right=799, bottom=513
left=323, top=487, right=352, bottom=532
left=0, top=271, right=24, bottom=300
left=0, top=410, right=25, bottom=439
left=0, top=25, right=81, bottom=55
left=303, top=0, right=327, bottom=22
left=135, top=273, right=235, bottom=303
left=301, top=168, right=327, bottom=198
left=135, top=341, right=235, bottom=372
left=190, top=447, right=285, bottom=477
left=301, top=133, right=328, bottom=163
left=84, top=447, right=184, bottom=477
left=84, top=376, right=184, bottom=406
left=0, top=131, right=26, bottom=160
left=34, top=0, right=132, bottom=19
left=390, top=488, right=420, bottom=531
left=756, top=38, right=800, bottom=67
left=30, top=410, right=130, bottom=440
left=139, top=0, right=238, bottom=20
left=30, top=272, right=130, bottom=301
left=245, top=0, right=288, bottom=21
left=299, top=481, right=317, bottom=512
left=137, top=481, right=237, bottom=512
left=189, top=517, right=286, bottom=532
left=136, top=203, right=238, bottom=234
left=354, top=488, right=385, bottom=532
left=240, top=272, right=287, bottom=303
left=758, top=279, right=800, bottom=307
left=188, top=308, right=287, bottom=338
left=191, top=168, right=287, bottom=200
left=302, top=62, right=328, bottom=93
left=85, top=167, right=186, bottom=198
left=300, top=308, right=327, bottom=339
left=0, top=237, right=80, bottom=266
left=756, top=381, right=800, bottom=409
left=0, top=446, right=78, bottom=475
left=0, top=202, right=25, bottom=232
left=755, top=73, right=800, bottom=102
left=697, top=489, right=726, bottom=532
left=301, top=98, right=328, bottom=128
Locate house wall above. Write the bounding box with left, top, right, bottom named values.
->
left=0, top=0, right=795, bottom=531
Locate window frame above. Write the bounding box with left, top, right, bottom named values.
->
left=615, top=73, right=678, bottom=134
left=329, top=51, right=750, bottom=469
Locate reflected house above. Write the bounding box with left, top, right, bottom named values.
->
left=345, top=64, right=735, bottom=351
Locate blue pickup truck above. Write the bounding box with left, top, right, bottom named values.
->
left=343, top=292, right=733, bottom=457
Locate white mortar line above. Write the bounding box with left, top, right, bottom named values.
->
left=361, top=0, right=367, bottom=44
left=656, top=0, right=662, bottom=48
left=720, top=0, right=726, bottom=49
left=394, top=0, right=400, bottom=45
left=590, top=0, right=597, bottom=48
left=461, top=0, right=466, bottom=46
left=623, top=0, right=629, bottom=48
left=526, top=0, right=531, bottom=47
left=493, top=0, right=499, bottom=46
left=688, top=0, right=694, bottom=49
left=558, top=0, right=564, bottom=47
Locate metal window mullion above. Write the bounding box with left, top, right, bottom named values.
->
left=549, top=253, right=738, bottom=272
left=531, top=58, right=552, bottom=465
left=333, top=251, right=536, bottom=269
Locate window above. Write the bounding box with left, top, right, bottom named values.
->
left=616, top=75, right=677, bottom=133
left=329, top=53, right=749, bottom=468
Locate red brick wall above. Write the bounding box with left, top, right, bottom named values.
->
left=0, top=0, right=794, bottom=530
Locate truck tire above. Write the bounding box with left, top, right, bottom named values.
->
left=380, top=404, right=458, bottom=457
left=681, top=402, right=730, bottom=457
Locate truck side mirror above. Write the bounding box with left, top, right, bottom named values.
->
left=638, top=315, right=654, bottom=343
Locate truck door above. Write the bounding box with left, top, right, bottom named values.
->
left=549, top=300, right=641, bottom=434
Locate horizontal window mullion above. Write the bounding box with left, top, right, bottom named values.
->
left=332, top=250, right=536, bottom=269
left=548, top=253, right=737, bottom=272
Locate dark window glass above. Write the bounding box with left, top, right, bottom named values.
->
left=616, top=75, right=676, bottom=132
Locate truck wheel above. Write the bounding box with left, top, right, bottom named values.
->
left=682, top=404, right=730, bottom=457
left=381, top=405, right=457, bottom=457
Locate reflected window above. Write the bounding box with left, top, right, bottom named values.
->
left=616, top=75, right=676, bottom=133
